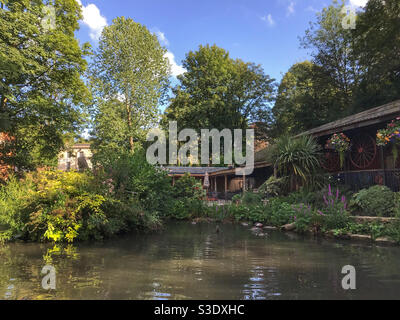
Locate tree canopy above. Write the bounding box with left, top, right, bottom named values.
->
left=89, top=17, right=170, bottom=158
left=271, top=0, right=400, bottom=137
left=163, top=44, right=275, bottom=133
left=0, top=0, right=90, bottom=168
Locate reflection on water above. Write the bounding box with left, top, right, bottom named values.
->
left=1, top=222, right=400, bottom=300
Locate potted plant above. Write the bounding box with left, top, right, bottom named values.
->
left=325, top=133, right=351, bottom=169
left=376, top=117, right=400, bottom=166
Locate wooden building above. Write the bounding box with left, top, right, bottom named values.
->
left=300, top=100, right=400, bottom=191
left=167, top=161, right=273, bottom=200
left=167, top=100, right=400, bottom=197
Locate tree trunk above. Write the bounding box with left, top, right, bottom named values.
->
left=0, top=96, right=7, bottom=112
left=126, top=102, right=134, bottom=152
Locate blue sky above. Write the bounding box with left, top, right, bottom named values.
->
left=75, top=0, right=367, bottom=84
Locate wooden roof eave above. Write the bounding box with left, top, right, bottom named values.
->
left=297, top=100, right=400, bottom=138
left=208, top=161, right=273, bottom=177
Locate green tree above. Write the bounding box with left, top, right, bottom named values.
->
left=89, top=17, right=170, bottom=156
left=300, top=0, right=361, bottom=118
left=353, top=0, right=400, bottom=111
left=272, top=61, right=338, bottom=136
left=0, top=0, right=90, bottom=169
left=164, top=44, right=275, bottom=133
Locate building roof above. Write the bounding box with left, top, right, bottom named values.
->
left=299, top=100, right=400, bottom=138
left=71, top=143, right=91, bottom=149
left=166, top=166, right=227, bottom=176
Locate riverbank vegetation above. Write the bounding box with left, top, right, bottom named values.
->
left=0, top=150, right=206, bottom=243
left=202, top=185, right=400, bottom=244
left=1, top=0, right=400, bottom=246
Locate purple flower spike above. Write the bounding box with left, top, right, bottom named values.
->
left=328, top=184, right=332, bottom=196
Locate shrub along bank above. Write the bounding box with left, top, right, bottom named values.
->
left=1, top=148, right=400, bottom=246
left=0, top=150, right=207, bottom=243
left=204, top=185, right=400, bottom=244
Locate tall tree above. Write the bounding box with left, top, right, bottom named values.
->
left=272, top=61, right=338, bottom=137
left=164, top=44, right=275, bottom=133
left=353, top=0, right=400, bottom=111
left=89, top=17, right=170, bottom=155
left=0, top=0, right=90, bottom=168
left=300, top=0, right=361, bottom=117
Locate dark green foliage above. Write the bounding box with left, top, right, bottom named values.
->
left=272, top=61, right=339, bottom=136
left=94, top=149, right=174, bottom=217
left=353, top=0, right=400, bottom=111
left=0, top=0, right=91, bottom=169
left=169, top=174, right=206, bottom=220
left=258, top=176, right=286, bottom=198
left=386, top=221, right=400, bottom=243
left=272, top=0, right=400, bottom=136
left=240, top=192, right=262, bottom=205
left=351, top=185, right=396, bottom=217
left=164, top=44, right=275, bottom=134
left=264, top=199, right=295, bottom=226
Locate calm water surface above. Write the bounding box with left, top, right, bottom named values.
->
left=1, top=222, right=400, bottom=300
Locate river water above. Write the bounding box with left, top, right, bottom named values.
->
left=1, top=222, right=399, bottom=300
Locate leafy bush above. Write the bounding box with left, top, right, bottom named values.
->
left=258, top=176, right=286, bottom=198
left=0, top=169, right=161, bottom=243
left=232, top=194, right=242, bottom=203
left=264, top=199, right=295, bottom=226
left=292, top=204, right=314, bottom=233
left=168, top=174, right=207, bottom=220
left=386, top=221, right=400, bottom=243
left=241, top=192, right=262, bottom=205
left=282, top=188, right=319, bottom=206
left=351, top=185, right=396, bottom=217
left=96, top=149, right=174, bottom=216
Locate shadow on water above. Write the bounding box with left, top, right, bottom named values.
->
left=1, top=221, right=400, bottom=300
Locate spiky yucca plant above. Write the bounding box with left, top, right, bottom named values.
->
left=268, top=135, right=322, bottom=191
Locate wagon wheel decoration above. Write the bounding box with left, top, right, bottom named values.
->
left=396, top=145, right=400, bottom=169
left=350, top=134, right=377, bottom=169
left=321, top=150, right=341, bottom=172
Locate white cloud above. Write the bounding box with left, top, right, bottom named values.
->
left=287, top=2, right=295, bottom=16
left=261, top=14, right=275, bottom=26
left=164, top=51, right=186, bottom=77
left=349, top=0, right=368, bottom=7
left=306, top=6, right=319, bottom=13
left=152, top=28, right=186, bottom=77
left=152, top=29, right=170, bottom=47
left=76, top=0, right=108, bottom=40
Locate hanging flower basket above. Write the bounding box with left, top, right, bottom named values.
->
left=325, top=133, right=350, bottom=169
left=376, top=117, right=400, bottom=166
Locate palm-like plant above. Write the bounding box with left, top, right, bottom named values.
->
left=268, top=135, right=322, bottom=191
